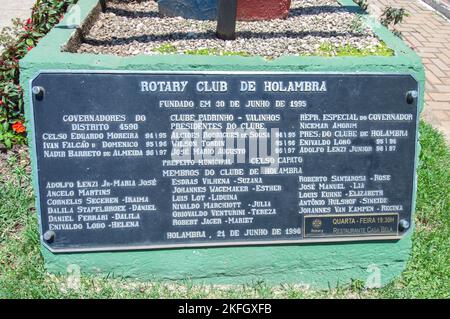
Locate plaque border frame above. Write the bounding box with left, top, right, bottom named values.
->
left=29, top=70, right=420, bottom=253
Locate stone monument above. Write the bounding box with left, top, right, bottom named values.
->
left=20, top=0, right=424, bottom=287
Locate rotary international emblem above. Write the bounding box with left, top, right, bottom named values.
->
left=312, top=219, right=322, bottom=229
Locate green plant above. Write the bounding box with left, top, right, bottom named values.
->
left=317, top=42, right=393, bottom=57
left=354, top=0, right=369, bottom=11
left=0, top=0, right=78, bottom=149
left=0, top=122, right=25, bottom=149
left=153, top=43, right=178, bottom=54
left=184, top=47, right=250, bottom=56
left=380, top=7, right=410, bottom=28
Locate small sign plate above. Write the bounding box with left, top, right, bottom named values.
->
left=30, top=71, right=418, bottom=252
left=304, top=213, right=399, bottom=238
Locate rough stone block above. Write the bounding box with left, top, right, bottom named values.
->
left=237, top=0, right=291, bottom=21
left=158, top=0, right=292, bottom=21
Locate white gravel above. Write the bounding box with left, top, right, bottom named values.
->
left=75, top=0, right=385, bottom=58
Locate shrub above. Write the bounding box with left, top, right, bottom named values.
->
left=354, top=0, right=369, bottom=11
left=0, top=0, right=78, bottom=149
left=380, top=6, right=409, bottom=28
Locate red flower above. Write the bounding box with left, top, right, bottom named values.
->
left=17, top=85, right=22, bottom=91
left=12, top=121, right=26, bottom=133
left=26, top=18, right=32, bottom=25
left=0, top=100, right=3, bottom=106
left=27, top=46, right=33, bottom=51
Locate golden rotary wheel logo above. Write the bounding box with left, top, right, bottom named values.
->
left=312, top=218, right=322, bottom=229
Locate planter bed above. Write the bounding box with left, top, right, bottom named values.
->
left=71, top=0, right=390, bottom=58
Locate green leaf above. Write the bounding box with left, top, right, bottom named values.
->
left=4, top=138, right=12, bottom=149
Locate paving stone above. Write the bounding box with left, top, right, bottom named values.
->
left=370, top=0, right=450, bottom=143
left=0, top=0, right=35, bottom=28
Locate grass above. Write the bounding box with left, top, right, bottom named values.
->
left=153, top=44, right=251, bottom=57
left=316, top=41, right=394, bottom=57
left=150, top=15, right=394, bottom=58
left=152, top=41, right=393, bottom=58
left=153, top=43, right=178, bottom=54
left=183, top=48, right=251, bottom=57
left=0, top=121, right=448, bottom=298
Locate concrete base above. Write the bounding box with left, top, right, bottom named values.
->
left=20, top=0, right=424, bottom=288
